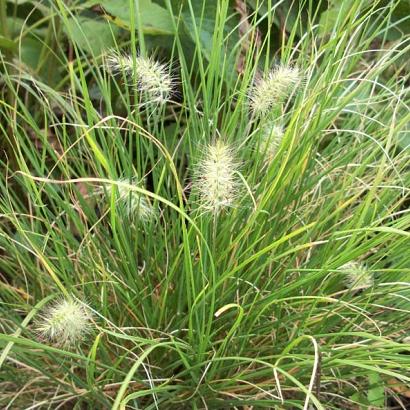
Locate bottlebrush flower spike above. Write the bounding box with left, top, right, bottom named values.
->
left=258, top=122, right=284, bottom=160
left=104, top=178, right=155, bottom=223
left=339, top=261, right=373, bottom=290
left=194, top=140, right=240, bottom=214
left=249, top=64, right=301, bottom=116
left=36, top=298, right=93, bottom=348
left=105, top=49, right=134, bottom=76
left=105, top=50, right=174, bottom=103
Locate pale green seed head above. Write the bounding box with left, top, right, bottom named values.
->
left=258, top=123, right=284, bottom=160
left=134, top=56, right=173, bottom=103
left=105, top=50, right=173, bottom=103
left=36, top=299, right=92, bottom=348
left=105, top=50, right=134, bottom=75
left=104, top=179, right=156, bottom=223
left=339, top=261, right=373, bottom=290
left=249, top=65, right=301, bottom=116
left=194, top=141, right=240, bottom=214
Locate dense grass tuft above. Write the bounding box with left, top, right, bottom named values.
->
left=0, top=0, right=409, bottom=408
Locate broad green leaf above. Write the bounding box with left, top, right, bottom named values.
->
left=19, top=37, right=43, bottom=69
left=6, top=16, right=48, bottom=38
left=65, top=17, right=120, bottom=56
left=5, top=0, right=33, bottom=3
left=367, top=372, right=385, bottom=407
left=318, top=8, right=340, bottom=37
left=100, top=0, right=174, bottom=35
left=247, top=0, right=318, bottom=36
left=398, top=127, right=410, bottom=152
left=181, top=0, right=238, bottom=76
left=0, top=35, right=17, bottom=51
left=318, top=1, right=354, bottom=37
left=375, top=0, right=410, bottom=40
left=350, top=391, right=369, bottom=409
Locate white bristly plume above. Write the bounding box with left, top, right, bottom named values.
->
left=193, top=140, right=240, bottom=214
left=105, top=50, right=174, bottom=103
left=339, top=261, right=373, bottom=290
left=104, top=178, right=156, bottom=223
left=36, top=298, right=93, bottom=348
left=249, top=64, right=301, bottom=116
left=258, top=122, right=284, bottom=160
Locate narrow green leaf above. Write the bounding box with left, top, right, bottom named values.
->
left=0, top=35, right=16, bottom=51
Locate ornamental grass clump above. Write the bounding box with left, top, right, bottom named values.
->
left=193, top=140, right=240, bottom=214
left=1, top=1, right=410, bottom=409
left=36, top=298, right=93, bottom=348
left=105, top=50, right=174, bottom=103
left=249, top=64, right=301, bottom=116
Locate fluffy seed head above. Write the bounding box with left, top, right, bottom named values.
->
left=36, top=298, right=92, bottom=348
left=104, top=179, right=156, bottom=223
left=249, top=65, right=301, bottom=116
left=105, top=50, right=173, bottom=103
left=105, top=50, right=134, bottom=76
left=258, top=123, right=284, bottom=160
left=194, top=140, right=240, bottom=214
left=339, top=261, right=373, bottom=290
